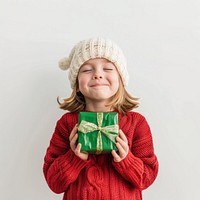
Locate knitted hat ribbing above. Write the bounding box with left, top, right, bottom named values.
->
left=59, top=37, right=129, bottom=89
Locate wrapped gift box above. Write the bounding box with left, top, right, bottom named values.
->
left=78, top=112, right=119, bottom=154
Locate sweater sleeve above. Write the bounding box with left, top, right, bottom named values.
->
left=43, top=115, right=90, bottom=194
left=112, top=115, right=159, bottom=190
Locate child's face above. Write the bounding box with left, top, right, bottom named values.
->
left=78, top=58, right=120, bottom=105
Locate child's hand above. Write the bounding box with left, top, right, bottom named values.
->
left=111, top=130, right=129, bottom=162
left=69, top=124, right=89, bottom=161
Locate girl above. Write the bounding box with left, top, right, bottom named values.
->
left=43, top=37, right=159, bottom=200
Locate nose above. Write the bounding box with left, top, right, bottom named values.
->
left=93, top=74, right=103, bottom=79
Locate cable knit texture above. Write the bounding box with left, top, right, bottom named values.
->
left=43, top=111, right=159, bottom=200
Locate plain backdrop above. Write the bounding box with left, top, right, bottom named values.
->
left=1, top=0, right=200, bottom=199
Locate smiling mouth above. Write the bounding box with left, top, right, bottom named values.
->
left=90, top=84, right=109, bottom=87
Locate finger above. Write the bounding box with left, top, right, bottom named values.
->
left=69, top=124, right=78, bottom=141
left=116, top=135, right=127, bottom=147
left=111, top=150, right=121, bottom=162
left=70, top=133, right=78, bottom=150
left=74, top=144, right=89, bottom=161
left=116, top=137, right=129, bottom=152
left=116, top=136, right=125, bottom=145
left=116, top=142, right=126, bottom=156
left=74, top=143, right=81, bottom=155
left=116, top=130, right=128, bottom=150
left=118, top=130, right=128, bottom=143
left=71, top=133, right=78, bottom=144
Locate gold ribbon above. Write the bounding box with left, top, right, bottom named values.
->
left=78, top=112, right=118, bottom=154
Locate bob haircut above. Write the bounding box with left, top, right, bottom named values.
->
left=58, top=77, right=139, bottom=115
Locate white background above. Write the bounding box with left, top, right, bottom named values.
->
left=1, top=0, right=200, bottom=199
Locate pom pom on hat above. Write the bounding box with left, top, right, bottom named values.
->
left=59, top=37, right=129, bottom=88
left=58, top=57, right=71, bottom=70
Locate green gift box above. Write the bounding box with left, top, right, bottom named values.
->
left=78, top=112, right=119, bottom=154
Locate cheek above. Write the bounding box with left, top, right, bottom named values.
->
left=77, top=75, right=85, bottom=85
left=112, top=75, right=120, bottom=87
left=77, top=76, right=87, bottom=92
left=114, top=81, right=120, bottom=92
left=110, top=77, right=120, bottom=94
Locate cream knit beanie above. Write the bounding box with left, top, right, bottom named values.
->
left=59, top=37, right=129, bottom=89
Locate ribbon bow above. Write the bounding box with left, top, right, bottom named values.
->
left=78, top=112, right=118, bottom=153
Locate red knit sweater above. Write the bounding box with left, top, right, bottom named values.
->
left=43, top=111, right=158, bottom=200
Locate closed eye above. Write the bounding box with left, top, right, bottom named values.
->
left=104, top=68, right=113, bottom=71
left=82, top=69, right=92, bottom=72
left=80, top=67, right=93, bottom=73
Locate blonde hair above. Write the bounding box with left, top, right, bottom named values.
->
left=58, top=78, right=139, bottom=115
